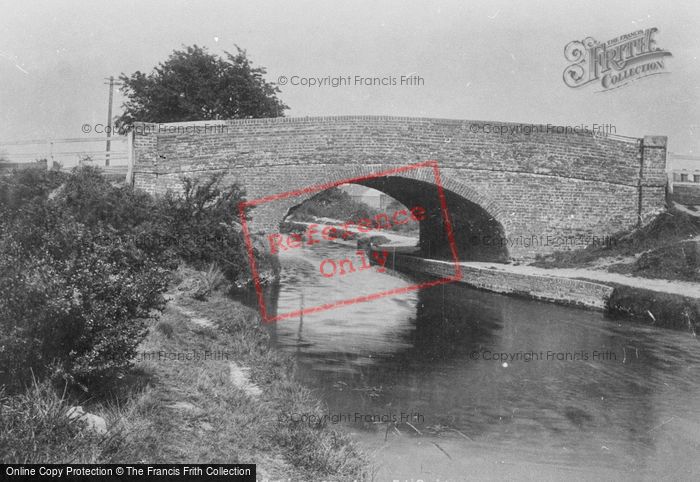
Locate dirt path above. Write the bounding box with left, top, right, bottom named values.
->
left=133, top=292, right=300, bottom=478
left=138, top=288, right=366, bottom=479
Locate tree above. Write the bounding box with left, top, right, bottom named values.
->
left=116, top=45, right=288, bottom=127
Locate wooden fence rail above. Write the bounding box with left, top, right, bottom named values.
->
left=0, top=134, right=133, bottom=183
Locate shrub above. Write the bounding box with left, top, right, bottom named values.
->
left=151, top=174, right=251, bottom=280
left=59, top=166, right=156, bottom=231
left=0, top=167, right=262, bottom=392
left=0, top=216, right=167, bottom=390
left=0, top=166, right=267, bottom=392
left=0, top=165, right=67, bottom=216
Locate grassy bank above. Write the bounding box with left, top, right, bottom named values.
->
left=526, top=206, right=699, bottom=332
left=532, top=207, right=700, bottom=282
left=1, top=267, right=369, bottom=479
left=607, top=284, right=699, bottom=334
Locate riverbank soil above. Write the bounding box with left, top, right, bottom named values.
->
left=529, top=206, right=700, bottom=330
left=531, top=206, right=700, bottom=281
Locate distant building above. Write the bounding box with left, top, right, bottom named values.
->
left=668, top=154, right=700, bottom=205
left=338, top=184, right=392, bottom=210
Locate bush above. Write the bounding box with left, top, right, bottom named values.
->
left=150, top=175, right=251, bottom=280
left=0, top=167, right=256, bottom=392
left=0, top=165, right=67, bottom=216
left=0, top=213, right=168, bottom=390
left=59, top=166, right=156, bottom=231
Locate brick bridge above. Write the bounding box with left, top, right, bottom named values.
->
left=129, top=116, right=667, bottom=260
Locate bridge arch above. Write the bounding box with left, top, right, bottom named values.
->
left=268, top=166, right=511, bottom=262
left=131, top=116, right=667, bottom=260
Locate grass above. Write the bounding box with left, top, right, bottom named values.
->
left=607, top=239, right=700, bottom=282
left=202, top=263, right=226, bottom=292
left=608, top=285, right=700, bottom=334
left=0, top=270, right=370, bottom=480
left=0, top=377, right=106, bottom=463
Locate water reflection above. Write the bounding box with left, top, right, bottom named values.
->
left=234, top=242, right=700, bottom=479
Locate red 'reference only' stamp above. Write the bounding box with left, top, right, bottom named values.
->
left=238, top=160, right=462, bottom=323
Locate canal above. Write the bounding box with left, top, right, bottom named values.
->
left=245, top=242, right=700, bottom=480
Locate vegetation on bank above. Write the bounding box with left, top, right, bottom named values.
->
left=127, top=278, right=366, bottom=478
left=1, top=270, right=367, bottom=478
left=532, top=206, right=700, bottom=282
left=607, top=284, right=699, bottom=334
left=0, top=166, right=256, bottom=390
left=0, top=167, right=364, bottom=478
left=288, top=186, right=419, bottom=236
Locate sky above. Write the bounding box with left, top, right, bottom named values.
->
left=1, top=0, right=699, bottom=156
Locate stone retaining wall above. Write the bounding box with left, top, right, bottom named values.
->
left=379, top=250, right=613, bottom=310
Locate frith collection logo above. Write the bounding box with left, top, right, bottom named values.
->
left=563, top=28, right=672, bottom=92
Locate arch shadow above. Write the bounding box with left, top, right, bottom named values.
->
left=277, top=168, right=509, bottom=262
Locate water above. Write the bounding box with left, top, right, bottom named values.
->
left=244, top=242, right=700, bottom=481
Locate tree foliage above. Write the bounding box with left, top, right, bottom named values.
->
left=116, top=45, right=288, bottom=127
left=0, top=167, right=254, bottom=391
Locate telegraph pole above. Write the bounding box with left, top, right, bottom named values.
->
left=104, top=76, right=122, bottom=166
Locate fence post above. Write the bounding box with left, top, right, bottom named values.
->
left=47, top=140, right=54, bottom=170
left=125, top=130, right=135, bottom=186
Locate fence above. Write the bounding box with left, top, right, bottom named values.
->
left=0, top=135, right=132, bottom=181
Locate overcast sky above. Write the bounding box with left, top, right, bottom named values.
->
left=1, top=0, right=698, bottom=154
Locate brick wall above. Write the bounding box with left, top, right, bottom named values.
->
left=131, top=116, right=667, bottom=259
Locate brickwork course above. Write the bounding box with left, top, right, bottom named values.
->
left=131, top=116, right=668, bottom=260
